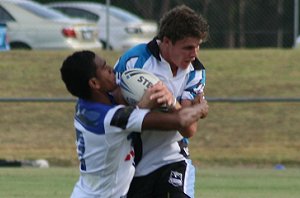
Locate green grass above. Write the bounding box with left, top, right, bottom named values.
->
left=196, top=167, right=300, bottom=198
left=0, top=49, right=300, bottom=167
left=0, top=168, right=76, bottom=198
left=0, top=167, right=300, bottom=198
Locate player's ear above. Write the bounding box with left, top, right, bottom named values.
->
left=88, top=77, right=101, bottom=89
left=162, top=36, right=171, bottom=45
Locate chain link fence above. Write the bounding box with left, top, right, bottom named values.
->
left=37, top=0, right=299, bottom=48
left=96, top=0, right=299, bottom=48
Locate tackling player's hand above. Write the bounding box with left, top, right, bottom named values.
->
left=177, top=101, right=208, bottom=128
left=137, top=85, right=158, bottom=109
left=192, top=92, right=208, bottom=119
left=137, top=81, right=169, bottom=109
left=149, top=81, right=175, bottom=107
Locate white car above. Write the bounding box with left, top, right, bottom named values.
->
left=0, top=0, right=101, bottom=50
left=47, top=1, right=157, bottom=51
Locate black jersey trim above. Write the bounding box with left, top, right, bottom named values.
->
left=110, top=106, right=135, bottom=129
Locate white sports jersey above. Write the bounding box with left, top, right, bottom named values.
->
left=70, top=99, right=149, bottom=198
left=114, top=39, right=206, bottom=176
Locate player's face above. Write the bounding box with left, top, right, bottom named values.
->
left=165, top=37, right=202, bottom=69
left=94, top=55, right=117, bottom=92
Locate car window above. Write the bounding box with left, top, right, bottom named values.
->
left=110, top=7, right=141, bottom=23
left=55, top=7, right=99, bottom=22
left=0, top=6, right=15, bottom=23
left=17, top=1, right=69, bottom=20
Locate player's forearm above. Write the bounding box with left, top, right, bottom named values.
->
left=141, top=112, right=182, bottom=131
left=176, top=99, right=202, bottom=137
left=178, top=122, right=197, bottom=138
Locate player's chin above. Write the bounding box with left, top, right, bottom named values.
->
left=181, top=62, right=191, bottom=68
left=109, top=83, right=118, bottom=92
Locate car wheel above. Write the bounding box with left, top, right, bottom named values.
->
left=10, top=42, right=31, bottom=50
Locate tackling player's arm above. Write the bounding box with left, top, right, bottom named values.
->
left=140, top=102, right=207, bottom=133
left=137, top=83, right=208, bottom=137
left=171, top=93, right=208, bottom=137
left=112, top=83, right=207, bottom=135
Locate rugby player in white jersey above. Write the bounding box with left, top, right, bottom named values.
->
left=60, top=50, right=208, bottom=198
left=114, top=5, right=209, bottom=198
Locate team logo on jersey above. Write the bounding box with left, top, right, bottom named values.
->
left=168, top=171, right=183, bottom=187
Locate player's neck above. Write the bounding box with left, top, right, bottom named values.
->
left=159, top=44, right=178, bottom=76
left=91, top=92, right=112, bottom=105
left=170, top=65, right=178, bottom=76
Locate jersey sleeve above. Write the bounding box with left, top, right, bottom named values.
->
left=74, top=100, right=149, bottom=135
left=181, top=69, right=206, bottom=100
left=114, top=58, right=137, bottom=85
left=104, top=105, right=149, bottom=134
left=114, top=43, right=149, bottom=85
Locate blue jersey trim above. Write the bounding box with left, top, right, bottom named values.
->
left=75, top=99, right=113, bottom=135
left=201, top=69, right=206, bottom=85
left=115, top=43, right=152, bottom=72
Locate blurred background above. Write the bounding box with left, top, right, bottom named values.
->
left=97, top=0, right=300, bottom=49
left=41, top=0, right=300, bottom=49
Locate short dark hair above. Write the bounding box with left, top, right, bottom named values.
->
left=60, top=50, right=97, bottom=100
left=157, top=5, right=209, bottom=43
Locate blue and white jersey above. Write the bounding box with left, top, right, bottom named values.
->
left=71, top=99, right=149, bottom=198
left=114, top=38, right=206, bottom=176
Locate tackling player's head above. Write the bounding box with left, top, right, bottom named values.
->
left=60, top=50, right=97, bottom=100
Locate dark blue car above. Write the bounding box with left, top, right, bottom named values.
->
left=0, top=23, right=10, bottom=51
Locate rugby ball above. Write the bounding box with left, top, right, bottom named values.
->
left=120, top=69, right=160, bottom=105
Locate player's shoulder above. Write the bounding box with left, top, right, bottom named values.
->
left=120, top=43, right=150, bottom=61
left=115, top=42, right=153, bottom=72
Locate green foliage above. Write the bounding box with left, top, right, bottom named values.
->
left=196, top=167, right=300, bottom=198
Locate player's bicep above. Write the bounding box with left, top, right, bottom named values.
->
left=110, top=106, right=135, bottom=129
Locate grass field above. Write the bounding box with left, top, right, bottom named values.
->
left=0, top=49, right=300, bottom=196
left=0, top=49, right=299, bottom=166
left=1, top=167, right=300, bottom=198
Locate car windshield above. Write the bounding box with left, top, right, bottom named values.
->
left=18, top=1, right=69, bottom=20
left=110, top=7, right=142, bottom=23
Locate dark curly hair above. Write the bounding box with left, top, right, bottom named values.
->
left=157, top=5, right=209, bottom=44
left=60, top=50, right=97, bottom=100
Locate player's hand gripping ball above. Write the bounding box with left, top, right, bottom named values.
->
left=120, top=69, right=160, bottom=105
